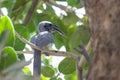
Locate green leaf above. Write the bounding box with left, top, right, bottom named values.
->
left=64, top=73, right=77, bottom=80
left=14, top=24, right=30, bottom=50
left=27, top=20, right=36, bottom=33
left=69, top=25, right=90, bottom=50
left=58, top=57, right=76, bottom=74
left=66, top=24, right=76, bottom=36
left=54, top=33, right=64, bottom=49
left=42, top=55, right=52, bottom=65
left=41, top=66, right=55, bottom=77
left=62, top=12, right=79, bottom=26
left=50, top=77, right=57, bottom=80
left=50, top=77, right=62, bottom=80
left=67, top=0, right=83, bottom=8
left=0, top=47, right=17, bottom=72
left=17, top=54, right=25, bottom=61
left=22, top=67, right=32, bottom=75
left=68, top=0, right=77, bottom=7
left=0, top=16, right=15, bottom=46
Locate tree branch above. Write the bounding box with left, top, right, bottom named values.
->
left=16, top=51, right=33, bottom=54
left=43, top=0, right=76, bottom=13
left=43, top=0, right=85, bottom=24
left=2, top=60, right=31, bottom=74
left=75, top=43, right=91, bottom=64
left=76, top=58, right=83, bottom=80
left=78, top=39, right=92, bottom=68
left=23, top=0, right=38, bottom=25
left=15, top=31, right=92, bottom=80
left=15, top=31, right=79, bottom=61
left=73, top=40, right=92, bottom=80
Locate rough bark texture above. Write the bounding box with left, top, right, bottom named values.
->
left=82, top=0, right=120, bottom=80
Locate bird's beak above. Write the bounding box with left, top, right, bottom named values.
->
left=53, top=25, right=65, bottom=36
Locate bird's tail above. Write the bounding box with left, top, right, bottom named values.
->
left=33, top=49, right=41, bottom=77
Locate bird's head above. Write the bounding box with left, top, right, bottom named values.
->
left=38, top=21, right=64, bottom=35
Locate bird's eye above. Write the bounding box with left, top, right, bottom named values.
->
left=44, top=23, right=52, bottom=28
left=48, top=23, right=52, bottom=26
left=44, top=25, right=47, bottom=28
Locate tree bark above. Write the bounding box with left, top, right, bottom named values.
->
left=82, top=0, right=120, bottom=80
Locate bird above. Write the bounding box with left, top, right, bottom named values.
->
left=30, top=21, right=64, bottom=78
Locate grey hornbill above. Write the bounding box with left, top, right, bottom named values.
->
left=30, top=21, right=64, bottom=77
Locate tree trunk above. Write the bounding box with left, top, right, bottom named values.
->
left=82, top=0, right=120, bottom=80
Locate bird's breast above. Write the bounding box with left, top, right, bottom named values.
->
left=42, top=43, right=53, bottom=50
left=36, top=31, right=54, bottom=49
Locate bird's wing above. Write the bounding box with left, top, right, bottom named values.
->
left=30, top=35, right=37, bottom=44
left=36, top=31, right=54, bottom=48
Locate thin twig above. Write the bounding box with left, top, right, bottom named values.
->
left=44, top=0, right=76, bottom=13
left=76, top=58, right=83, bottom=80
left=23, top=0, right=38, bottom=25
left=75, top=43, right=91, bottom=64
left=75, top=41, right=91, bottom=80
left=2, top=60, right=31, bottom=74
left=78, top=39, right=91, bottom=68
left=16, top=51, right=33, bottom=54
left=44, top=0, right=85, bottom=24
left=15, top=31, right=79, bottom=61
left=77, top=67, right=83, bottom=80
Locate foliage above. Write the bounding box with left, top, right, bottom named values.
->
left=0, top=16, right=15, bottom=46
left=0, top=0, right=90, bottom=80
left=0, top=47, right=17, bottom=72
left=58, top=57, right=76, bottom=74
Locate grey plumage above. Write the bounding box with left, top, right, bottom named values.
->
left=36, top=31, right=54, bottom=49
left=30, top=21, right=64, bottom=78
left=30, top=35, right=37, bottom=44
left=30, top=32, right=54, bottom=77
left=31, top=32, right=54, bottom=49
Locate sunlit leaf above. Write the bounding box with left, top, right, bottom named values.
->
left=0, top=0, right=88, bottom=79
left=0, top=16, right=15, bottom=46
left=0, top=47, right=17, bottom=72
left=42, top=55, right=52, bottom=65
left=58, top=57, right=76, bottom=74
left=22, top=67, right=32, bottom=75
left=64, top=72, right=77, bottom=80
left=41, top=66, right=55, bottom=77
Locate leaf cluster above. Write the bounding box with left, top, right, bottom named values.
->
left=0, top=0, right=91, bottom=80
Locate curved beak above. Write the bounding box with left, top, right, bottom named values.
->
left=53, top=25, right=65, bottom=36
